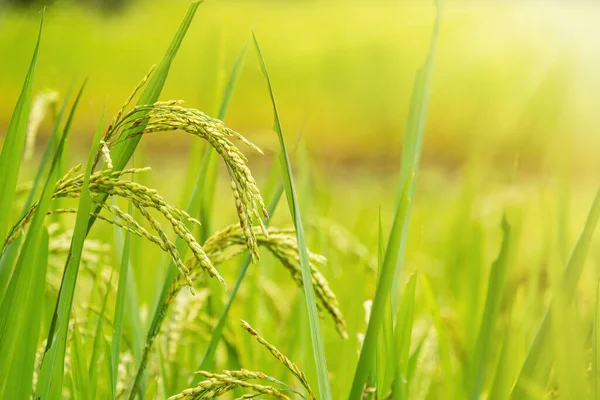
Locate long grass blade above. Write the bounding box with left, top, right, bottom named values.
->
left=349, top=2, right=441, bottom=396
left=253, top=32, right=332, bottom=400
left=104, top=336, right=115, bottom=399
left=468, top=216, right=512, bottom=399
left=511, top=187, right=600, bottom=399
left=489, top=309, right=516, bottom=400
left=420, top=275, right=455, bottom=397
left=1, top=228, right=48, bottom=398
left=70, top=317, right=91, bottom=399
left=109, top=1, right=201, bottom=173
left=392, top=272, right=417, bottom=400
left=390, top=0, right=442, bottom=313
left=111, top=202, right=132, bottom=396
left=593, top=280, right=600, bottom=399
left=110, top=200, right=144, bottom=397
left=88, top=269, right=113, bottom=399
left=550, top=256, right=587, bottom=400
left=349, top=175, right=413, bottom=400
left=36, top=96, right=104, bottom=399
left=0, top=10, right=43, bottom=243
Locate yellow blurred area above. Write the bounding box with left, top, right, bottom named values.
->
left=1, top=0, right=599, bottom=176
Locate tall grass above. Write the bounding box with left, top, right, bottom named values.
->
left=1, top=1, right=600, bottom=400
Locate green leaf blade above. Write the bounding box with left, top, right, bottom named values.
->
left=392, top=272, right=417, bottom=400
left=109, top=1, right=201, bottom=173
left=111, top=208, right=132, bottom=396
left=0, top=11, right=44, bottom=243
left=1, top=228, right=49, bottom=399
left=511, top=188, right=600, bottom=399
left=469, top=217, right=512, bottom=399
left=253, top=32, right=332, bottom=400
left=36, top=99, right=104, bottom=399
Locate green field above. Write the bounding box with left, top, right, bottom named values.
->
left=1, top=1, right=600, bottom=399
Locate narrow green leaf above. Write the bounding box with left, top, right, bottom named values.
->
left=0, top=236, right=21, bottom=307
left=0, top=86, right=67, bottom=297
left=70, top=318, right=91, bottom=399
left=104, top=336, right=115, bottom=400
left=253, top=32, right=332, bottom=400
left=88, top=269, right=113, bottom=399
left=111, top=203, right=144, bottom=397
left=157, top=344, right=169, bottom=398
left=111, top=218, right=132, bottom=396
left=125, top=260, right=144, bottom=382
left=350, top=2, right=441, bottom=397
left=549, top=249, right=587, bottom=400
left=469, top=217, right=512, bottom=399
left=1, top=228, right=48, bottom=399
left=39, top=82, right=88, bottom=354
left=36, top=101, right=103, bottom=399
left=373, top=213, right=385, bottom=392
left=420, top=275, right=455, bottom=398
left=109, top=1, right=201, bottom=174
left=489, top=310, right=516, bottom=400
left=377, top=211, right=395, bottom=394
left=593, top=280, right=600, bottom=399
left=217, top=42, right=248, bottom=120
left=349, top=175, right=413, bottom=400
left=0, top=10, right=43, bottom=243
left=390, top=0, right=442, bottom=313
left=392, top=272, right=417, bottom=400
left=406, top=337, right=424, bottom=385
left=511, top=187, right=600, bottom=399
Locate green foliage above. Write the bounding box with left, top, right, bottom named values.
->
left=1, top=2, right=600, bottom=400
left=0, top=11, right=43, bottom=243
left=0, top=78, right=74, bottom=399
left=36, top=83, right=99, bottom=399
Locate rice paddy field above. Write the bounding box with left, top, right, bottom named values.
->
left=1, top=1, right=600, bottom=399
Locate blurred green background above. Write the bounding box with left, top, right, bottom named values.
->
left=2, top=0, right=599, bottom=178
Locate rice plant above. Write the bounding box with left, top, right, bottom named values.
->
left=2, top=1, right=600, bottom=400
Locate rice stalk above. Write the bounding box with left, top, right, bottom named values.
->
left=131, top=223, right=344, bottom=400
left=45, top=207, right=163, bottom=251
left=241, top=320, right=315, bottom=400
left=168, top=370, right=291, bottom=400
left=192, top=224, right=347, bottom=337
left=148, top=224, right=347, bottom=337
left=4, top=168, right=219, bottom=287
left=170, top=321, right=315, bottom=400
left=104, top=101, right=268, bottom=261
